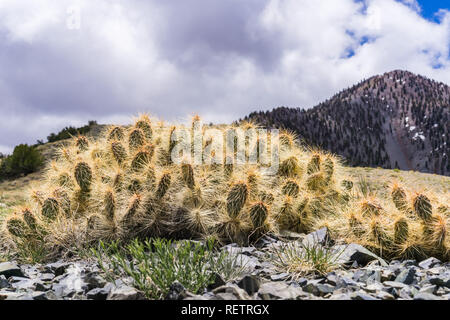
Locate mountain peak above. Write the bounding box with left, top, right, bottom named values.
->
left=244, top=71, right=450, bottom=175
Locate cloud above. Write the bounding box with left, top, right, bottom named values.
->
left=0, top=0, right=449, bottom=153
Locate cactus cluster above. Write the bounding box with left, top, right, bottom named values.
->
left=2, top=114, right=448, bottom=262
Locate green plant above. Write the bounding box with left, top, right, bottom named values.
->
left=0, top=144, right=43, bottom=180
left=91, top=238, right=244, bottom=299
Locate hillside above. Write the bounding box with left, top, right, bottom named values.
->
left=243, top=70, right=449, bottom=176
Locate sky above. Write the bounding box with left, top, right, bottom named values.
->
left=0, top=0, right=449, bottom=154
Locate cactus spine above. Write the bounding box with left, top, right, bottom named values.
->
left=279, top=157, right=301, bottom=178
left=111, top=141, right=127, bottom=164
left=7, top=217, right=28, bottom=238
left=108, top=126, right=125, bottom=141
left=392, top=186, right=408, bottom=211
left=129, top=129, right=145, bottom=152
left=76, top=136, right=89, bottom=152
left=307, top=154, right=321, bottom=174
left=104, top=190, right=116, bottom=222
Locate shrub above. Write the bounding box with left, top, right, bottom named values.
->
left=91, top=238, right=246, bottom=299
left=0, top=144, right=43, bottom=179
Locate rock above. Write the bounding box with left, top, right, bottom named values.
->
left=39, top=273, right=55, bottom=282
left=375, top=291, right=395, bottom=300
left=223, top=245, right=256, bottom=256
left=270, top=273, right=290, bottom=281
left=395, top=268, right=416, bottom=285
left=332, top=244, right=388, bottom=267
left=429, top=276, right=450, bottom=288
left=278, top=230, right=305, bottom=241
left=414, top=292, right=442, bottom=300
left=87, top=287, right=110, bottom=300
left=207, top=273, right=226, bottom=290
left=107, top=285, right=145, bottom=300
left=45, top=261, right=70, bottom=276
left=0, top=262, right=24, bottom=278
left=212, top=284, right=251, bottom=300
left=234, top=254, right=260, bottom=271
left=350, top=291, right=379, bottom=300
left=303, top=228, right=331, bottom=247
left=165, top=281, right=189, bottom=300
left=0, top=275, right=9, bottom=289
left=365, top=283, right=385, bottom=293
left=258, top=282, right=307, bottom=300
left=0, top=292, right=33, bottom=300
left=35, top=282, right=51, bottom=292
left=419, top=285, right=437, bottom=294
left=383, top=281, right=410, bottom=289
left=84, top=273, right=107, bottom=290
left=237, top=275, right=261, bottom=295
left=32, top=291, right=48, bottom=300
left=419, top=257, right=441, bottom=269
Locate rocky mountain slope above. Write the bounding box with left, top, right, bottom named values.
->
left=243, top=70, right=449, bottom=176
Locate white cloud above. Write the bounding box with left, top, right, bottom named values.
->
left=0, top=0, right=448, bottom=153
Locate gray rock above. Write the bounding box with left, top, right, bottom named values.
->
left=0, top=292, right=33, bottom=300
left=258, top=282, right=307, bottom=300
left=419, top=257, right=441, bottom=269
left=375, top=291, right=395, bottom=300
left=350, top=291, right=379, bottom=300
left=237, top=275, right=260, bottom=295
left=0, top=262, right=24, bottom=278
left=395, top=268, right=416, bottom=285
left=429, top=276, right=450, bottom=288
left=84, top=273, right=107, bottom=290
left=165, top=281, right=190, bottom=300
left=383, top=281, right=410, bottom=289
left=419, top=285, right=437, bottom=294
left=45, top=261, right=70, bottom=276
left=0, top=275, right=10, bottom=289
left=207, top=273, right=226, bottom=290
left=39, top=273, right=55, bottom=282
left=414, top=292, right=442, bottom=300
left=35, top=282, right=51, bottom=292
left=303, top=228, right=331, bottom=247
left=212, top=284, right=251, bottom=300
left=87, top=287, right=110, bottom=300
left=332, top=244, right=388, bottom=267
left=270, top=273, right=290, bottom=281
left=107, top=284, right=145, bottom=300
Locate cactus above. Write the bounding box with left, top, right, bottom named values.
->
left=181, top=163, right=195, bottom=189
left=41, top=198, right=59, bottom=221
left=249, top=202, right=269, bottom=231
left=282, top=180, right=300, bottom=197
left=360, top=199, right=382, bottom=217
left=136, top=118, right=153, bottom=140
left=53, top=188, right=71, bottom=217
left=323, top=157, right=334, bottom=183
left=7, top=217, right=28, bottom=238
left=278, top=156, right=301, bottom=178
left=341, top=180, right=354, bottom=191
left=307, top=154, right=321, bottom=174
left=22, top=208, right=37, bottom=230
left=122, top=194, right=141, bottom=226
left=145, top=166, right=156, bottom=191
left=394, top=217, right=409, bottom=244
left=74, top=162, right=92, bottom=192
left=131, top=149, right=152, bottom=171
left=226, top=183, right=248, bottom=218
left=129, top=128, right=145, bottom=152
left=306, top=172, right=326, bottom=191
left=155, top=172, right=171, bottom=200
left=108, top=126, right=125, bottom=141
left=111, top=141, right=127, bottom=164
left=58, top=173, right=72, bottom=187
left=128, top=179, right=143, bottom=194
left=392, top=186, right=408, bottom=211
left=413, top=194, right=433, bottom=221
left=104, top=190, right=116, bottom=222
left=370, top=218, right=389, bottom=246
left=349, top=214, right=364, bottom=237
left=76, top=136, right=89, bottom=152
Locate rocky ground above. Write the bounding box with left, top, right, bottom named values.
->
left=1, top=230, right=449, bottom=301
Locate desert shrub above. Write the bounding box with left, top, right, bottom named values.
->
left=47, top=120, right=97, bottom=143
left=0, top=144, right=43, bottom=179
